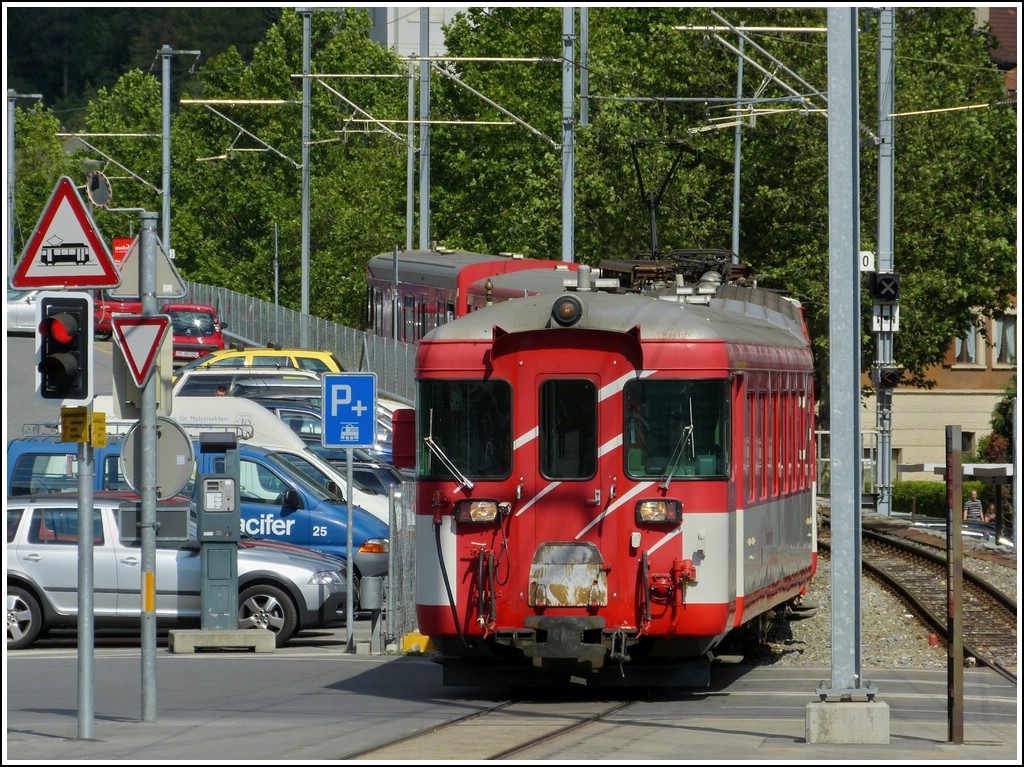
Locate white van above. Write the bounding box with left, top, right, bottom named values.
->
left=92, top=395, right=391, bottom=525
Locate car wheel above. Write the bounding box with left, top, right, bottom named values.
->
left=238, top=584, right=297, bottom=647
left=8, top=586, right=43, bottom=650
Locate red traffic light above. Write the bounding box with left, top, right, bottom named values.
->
left=40, top=312, right=80, bottom=346
left=35, top=292, right=94, bottom=404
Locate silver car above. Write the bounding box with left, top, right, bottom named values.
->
left=6, top=288, right=42, bottom=335
left=6, top=493, right=349, bottom=649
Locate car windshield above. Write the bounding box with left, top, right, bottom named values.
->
left=169, top=310, right=216, bottom=335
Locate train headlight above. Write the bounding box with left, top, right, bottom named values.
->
left=551, top=295, right=583, bottom=327
left=455, top=499, right=501, bottom=523
left=635, top=499, right=682, bottom=524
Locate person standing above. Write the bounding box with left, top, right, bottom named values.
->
left=962, top=489, right=983, bottom=521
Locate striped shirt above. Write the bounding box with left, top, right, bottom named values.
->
left=963, top=497, right=983, bottom=520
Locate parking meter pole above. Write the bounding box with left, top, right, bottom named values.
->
left=346, top=448, right=354, bottom=652
left=76, top=438, right=95, bottom=739
left=139, top=211, right=159, bottom=722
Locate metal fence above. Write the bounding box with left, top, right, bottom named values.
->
left=186, top=280, right=420, bottom=647
left=187, top=281, right=416, bottom=404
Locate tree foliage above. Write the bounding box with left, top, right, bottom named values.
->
left=9, top=7, right=1016, bottom=387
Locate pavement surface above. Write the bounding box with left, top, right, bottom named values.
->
left=5, top=618, right=1019, bottom=764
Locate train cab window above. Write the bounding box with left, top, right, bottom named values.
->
left=540, top=379, right=597, bottom=480
left=623, top=379, right=729, bottom=479
left=418, top=381, right=512, bottom=480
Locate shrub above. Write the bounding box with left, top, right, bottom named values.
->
left=890, top=480, right=986, bottom=519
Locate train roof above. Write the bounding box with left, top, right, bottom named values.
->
left=466, top=263, right=579, bottom=300
left=422, top=284, right=810, bottom=348
left=366, top=249, right=563, bottom=290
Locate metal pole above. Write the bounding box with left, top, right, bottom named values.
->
left=731, top=25, right=744, bottom=262
left=418, top=8, right=431, bottom=249
left=561, top=7, right=575, bottom=263
left=875, top=9, right=896, bottom=516
left=7, top=90, right=42, bottom=275
left=579, top=8, right=589, bottom=127
left=945, top=426, right=964, bottom=742
left=157, top=47, right=198, bottom=256
left=7, top=90, right=16, bottom=277
left=274, top=222, right=279, bottom=307
left=161, top=45, right=172, bottom=253
left=300, top=11, right=312, bottom=348
left=406, top=61, right=415, bottom=252
left=76, top=439, right=95, bottom=738
left=139, top=211, right=159, bottom=721
left=819, top=7, right=872, bottom=700
left=345, top=448, right=355, bottom=652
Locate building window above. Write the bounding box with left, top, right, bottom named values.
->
left=954, top=320, right=980, bottom=365
left=994, top=314, right=1017, bottom=366
left=961, top=431, right=975, bottom=455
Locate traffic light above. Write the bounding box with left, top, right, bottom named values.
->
left=868, top=272, right=900, bottom=303
left=36, top=291, right=94, bottom=404
left=872, top=365, right=902, bottom=390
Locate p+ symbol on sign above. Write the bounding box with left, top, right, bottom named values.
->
left=321, top=373, right=377, bottom=449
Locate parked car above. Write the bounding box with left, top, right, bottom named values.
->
left=94, top=291, right=142, bottom=338
left=161, top=302, right=226, bottom=366
left=6, top=288, right=42, bottom=335
left=172, top=368, right=321, bottom=398
left=6, top=492, right=350, bottom=649
left=173, top=347, right=344, bottom=381
left=7, top=435, right=390, bottom=577
left=250, top=397, right=395, bottom=465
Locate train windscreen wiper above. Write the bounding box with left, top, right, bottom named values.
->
left=660, top=398, right=695, bottom=490
left=424, top=409, right=475, bottom=493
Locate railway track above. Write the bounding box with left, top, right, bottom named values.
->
left=818, top=521, right=1017, bottom=683
left=343, top=699, right=633, bottom=760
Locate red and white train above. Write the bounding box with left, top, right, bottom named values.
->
left=392, top=258, right=818, bottom=688
left=365, top=247, right=578, bottom=343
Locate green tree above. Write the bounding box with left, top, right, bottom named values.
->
left=10, top=105, right=76, bottom=259
left=430, top=7, right=1015, bottom=422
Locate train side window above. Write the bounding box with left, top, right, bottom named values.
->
left=539, top=379, right=597, bottom=480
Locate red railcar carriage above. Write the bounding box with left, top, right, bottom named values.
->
left=393, top=263, right=817, bottom=688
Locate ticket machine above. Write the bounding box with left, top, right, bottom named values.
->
left=196, top=432, right=240, bottom=630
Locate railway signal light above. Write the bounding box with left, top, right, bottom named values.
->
left=868, top=272, right=900, bottom=303
left=36, top=291, right=94, bottom=405
left=872, top=365, right=902, bottom=390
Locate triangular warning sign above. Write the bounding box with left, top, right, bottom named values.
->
left=10, top=176, right=120, bottom=289
left=108, top=235, right=187, bottom=299
left=111, top=314, right=171, bottom=388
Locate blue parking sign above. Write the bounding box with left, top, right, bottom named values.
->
left=322, top=373, right=377, bottom=448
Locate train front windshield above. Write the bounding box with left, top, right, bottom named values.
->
left=418, top=381, right=512, bottom=479
left=623, top=379, right=729, bottom=479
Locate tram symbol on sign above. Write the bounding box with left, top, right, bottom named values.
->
left=339, top=424, right=359, bottom=441
left=41, top=240, right=90, bottom=266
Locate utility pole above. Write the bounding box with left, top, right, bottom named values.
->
left=561, top=8, right=575, bottom=263
left=419, top=7, right=431, bottom=249
left=7, top=89, right=43, bottom=275
left=160, top=45, right=201, bottom=256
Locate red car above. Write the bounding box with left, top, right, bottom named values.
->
left=94, top=291, right=142, bottom=338
left=160, top=302, right=226, bottom=366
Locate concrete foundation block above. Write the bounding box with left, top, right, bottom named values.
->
left=168, top=629, right=276, bottom=654
left=805, top=700, right=890, bottom=744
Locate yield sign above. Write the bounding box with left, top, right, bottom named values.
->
left=10, top=176, right=120, bottom=289
left=111, top=314, right=171, bottom=388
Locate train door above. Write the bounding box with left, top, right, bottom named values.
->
left=505, top=339, right=633, bottom=617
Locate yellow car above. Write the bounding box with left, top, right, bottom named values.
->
left=172, top=347, right=344, bottom=382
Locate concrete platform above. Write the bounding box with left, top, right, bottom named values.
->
left=167, top=628, right=275, bottom=653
